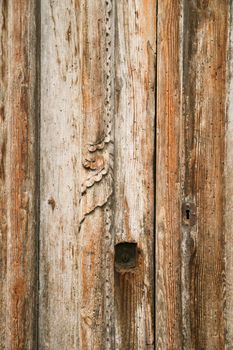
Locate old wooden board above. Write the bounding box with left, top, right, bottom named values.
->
left=156, top=1, right=183, bottom=348
left=1, top=0, right=233, bottom=349
left=114, top=0, right=156, bottom=348
left=0, top=1, right=39, bottom=349
left=156, top=0, right=228, bottom=349
left=225, top=2, right=233, bottom=348
left=40, top=0, right=82, bottom=348
left=40, top=0, right=155, bottom=349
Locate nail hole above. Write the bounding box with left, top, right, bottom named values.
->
left=186, top=209, right=190, bottom=220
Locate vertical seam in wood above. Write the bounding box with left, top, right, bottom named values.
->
left=35, top=0, right=41, bottom=348
left=224, top=1, right=233, bottom=347
left=155, top=0, right=158, bottom=346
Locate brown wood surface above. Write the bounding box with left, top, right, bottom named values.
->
left=40, top=0, right=155, bottom=348
left=156, top=1, right=183, bottom=348
left=182, top=1, right=227, bottom=348
left=0, top=1, right=39, bottom=349
left=157, top=0, right=228, bottom=349
left=225, top=2, right=233, bottom=348
left=1, top=0, right=233, bottom=349
left=114, top=1, right=156, bottom=348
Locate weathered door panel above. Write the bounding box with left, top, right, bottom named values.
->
left=1, top=0, right=233, bottom=349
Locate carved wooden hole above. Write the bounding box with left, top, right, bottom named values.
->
left=115, top=242, right=138, bottom=270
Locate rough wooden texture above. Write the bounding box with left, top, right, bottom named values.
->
left=2, top=1, right=233, bottom=349
left=225, top=3, right=233, bottom=348
left=40, top=0, right=115, bottom=348
left=156, top=1, right=183, bottom=348
left=114, top=1, right=156, bottom=348
left=0, top=2, right=8, bottom=346
left=182, top=1, right=227, bottom=348
left=157, top=0, right=228, bottom=349
left=0, top=1, right=38, bottom=349
left=40, top=0, right=155, bottom=349
left=40, top=1, right=81, bottom=348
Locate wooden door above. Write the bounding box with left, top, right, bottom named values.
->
left=0, top=1, right=233, bottom=349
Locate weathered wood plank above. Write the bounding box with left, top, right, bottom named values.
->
left=0, top=1, right=39, bottom=349
left=40, top=0, right=156, bottom=348
left=0, top=2, right=8, bottom=346
left=1, top=0, right=232, bottom=348
left=40, top=1, right=115, bottom=348
left=181, top=1, right=227, bottom=348
left=77, top=0, right=115, bottom=348
left=40, top=1, right=81, bottom=348
left=114, top=1, right=156, bottom=348
left=156, top=1, right=183, bottom=348
left=225, top=3, right=233, bottom=348
left=157, top=0, right=228, bottom=349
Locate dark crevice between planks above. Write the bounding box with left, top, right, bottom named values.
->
left=35, top=0, right=41, bottom=349
left=154, top=0, right=158, bottom=347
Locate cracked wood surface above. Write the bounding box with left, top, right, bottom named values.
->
left=0, top=1, right=39, bottom=349
left=225, top=3, right=233, bottom=348
left=114, top=1, right=156, bottom=348
left=156, top=1, right=183, bottom=348
left=1, top=0, right=233, bottom=349
left=157, top=0, right=228, bottom=349
left=40, top=0, right=155, bottom=349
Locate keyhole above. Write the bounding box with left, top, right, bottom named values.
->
left=182, top=202, right=196, bottom=226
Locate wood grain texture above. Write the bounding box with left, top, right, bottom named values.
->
left=0, top=1, right=39, bottom=349
left=40, top=0, right=115, bottom=348
left=0, top=1, right=8, bottom=346
left=182, top=1, right=227, bottom=348
left=157, top=0, right=228, bottom=349
left=40, top=0, right=155, bottom=349
left=1, top=1, right=231, bottom=349
left=156, top=1, right=183, bottom=348
left=114, top=1, right=156, bottom=348
left=40, top=1, right=82, bottom=348
left=225, top=2, right=233, bottom=348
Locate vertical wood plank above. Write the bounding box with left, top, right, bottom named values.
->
left=40, top=1, right=115, bottom=348
left=0, top=1, right=8, bottom=346
left=157, top=0, right=228, bottom=349
left=114, top=1, right=156, bottom=348
left=225, top=2, right=233, bottom=348
left=156, top=1, right=183, bottom=348
left=40, top=1, right=81, bottom=348
left=78, top=0, right=115, bottom=348
left=0, top=1, right=39, bottom=349
left=182, top=1, right=227, bottom=348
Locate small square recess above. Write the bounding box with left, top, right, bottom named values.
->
left=115, top=242, right=138, bottom=269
